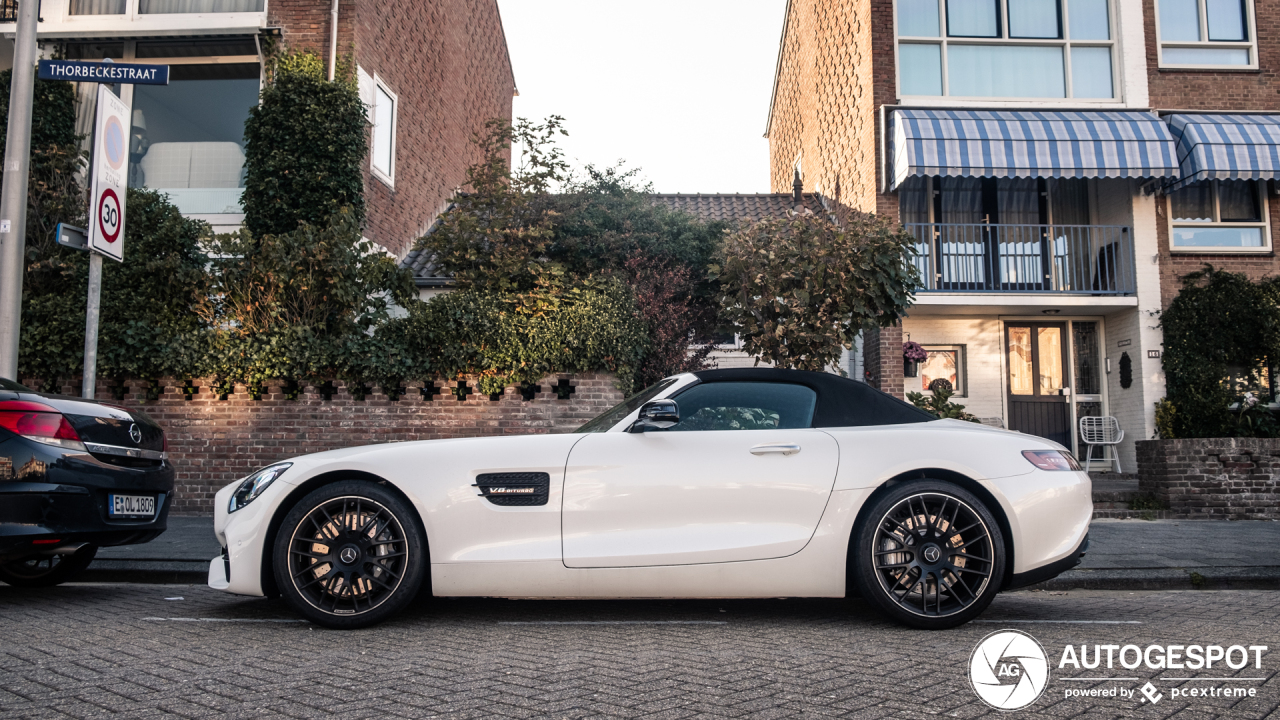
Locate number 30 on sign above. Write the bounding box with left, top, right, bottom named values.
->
left=88, top=85, right=128, bottom=262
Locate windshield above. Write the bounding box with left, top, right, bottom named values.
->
left=575, top=378, right=681, bottom=433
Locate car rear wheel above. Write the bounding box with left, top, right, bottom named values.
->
left=0, top=544, right=97, bottom=587
left=853, top=481, right=1005, bottom=630
left=274, top=481, right=427, bottom=629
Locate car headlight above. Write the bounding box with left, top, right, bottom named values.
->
left=229, top=463, right=292, bottom=513
left=1021, top=450, right=1081, bottom=471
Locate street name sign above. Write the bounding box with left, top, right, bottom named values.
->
left=88, top=85, right=128, bottom=262
left=38, top=60, right=169, bottom=85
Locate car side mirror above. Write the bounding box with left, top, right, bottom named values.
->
left=628, top=399, right=680, bottom=433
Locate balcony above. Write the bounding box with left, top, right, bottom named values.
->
left=905, top=223, right=1135, bottom=296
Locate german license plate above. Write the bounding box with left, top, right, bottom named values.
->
left=108, top=494, right=156, bottom=518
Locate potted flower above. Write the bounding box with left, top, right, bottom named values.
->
left=903, top=341, right=927, bottom=378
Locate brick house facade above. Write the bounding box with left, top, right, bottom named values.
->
left=765, top=0, right=1280, bottom=469
left=2, top=0, right=515, bottom=259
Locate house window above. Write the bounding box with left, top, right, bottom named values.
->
left=896, top=0, right=1116, bottom=99
left=127, top=63, right=260, bottom=215
left=1168, top=180, right=1270, bottom=251
left=371, top=78, right=397, bottom=185
left=1156, top=0, right=1256, bottom=68
left=920, top=345, right=966, bottom=395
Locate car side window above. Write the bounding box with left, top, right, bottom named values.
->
left=666, top=382, right=817, bottom=431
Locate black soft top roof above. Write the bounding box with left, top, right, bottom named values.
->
left=690, top=368, right=936, bottom=428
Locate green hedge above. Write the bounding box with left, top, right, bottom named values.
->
left=242, top=52, right=367, bottom=238
left=1160, top=265, right=1280, bottom=438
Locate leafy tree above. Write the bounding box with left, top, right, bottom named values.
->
left=242, top=51, right=367, bottom=237
left=421, top=116, right=569, bottom=293
left=1160, top=265, right=1280, bottom=438
left=714, top=211, right=919, bottom=372
left=419, top=120, right=722, bottom=390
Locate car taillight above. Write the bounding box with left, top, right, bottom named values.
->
left=1022, top=450, right=1082, bottom=471
left=0, top=400, right=86, bottom=451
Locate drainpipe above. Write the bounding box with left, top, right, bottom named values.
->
left=328, top=0, right=339, bottom=81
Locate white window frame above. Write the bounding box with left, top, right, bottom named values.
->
left=893, top=0, right=1121, bottom=101
left=1154, top=0, right=1258, bottom=70
left=1166, top=179, right=1272, bottom=253
left=919, top=344, right=967, bottom=396
left=370, top=75, right=397, bottom=187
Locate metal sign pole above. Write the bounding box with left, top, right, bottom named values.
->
left=82, top=253, right=103, bottom=399
left=0, top=0, right=41, bottom=379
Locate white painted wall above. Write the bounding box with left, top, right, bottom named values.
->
left=900, top=316, right=1006, bottom=424
left=1097, top=189, right=1165, bottom=472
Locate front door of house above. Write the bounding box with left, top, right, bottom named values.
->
left=1006, top=323, right=1071, bottom=447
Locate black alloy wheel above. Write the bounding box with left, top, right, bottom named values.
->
left=274, top=481, right=426, bottom=629
left=853, top=481, right=1005, bottom=630
left=0, top=544, right=97, bottom=587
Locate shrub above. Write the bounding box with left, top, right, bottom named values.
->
left=907, top=385, right=979, bottom=422
left=715, top=211, right=919, bottom=372
left=20, top=189, right=212, bottom=385
left=206, top=209, right=415, bottom=385
left=624, top=255, right=715, bottom=391
left=0, top=70, right=83, bottom=260
left=385, top=281, right=648, bottom=394
left=242, top=51, right=367, bottom=237
left=1160, top=265, right=1280, bottom=438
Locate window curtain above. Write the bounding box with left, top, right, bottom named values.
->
left=69, top=0, right=126, bottom=14
left=947, top=45, right=1065, bottom=97
left=139, top=0, right=263, bottom=13
left=939, top=177, right=985, bottom=284
left=1008, top=0, right=1060, bottom=38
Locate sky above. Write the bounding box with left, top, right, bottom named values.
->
left=496, top=0, right=787, bottom=195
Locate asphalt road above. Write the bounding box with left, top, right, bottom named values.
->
left=1, top=584, right=1278, bottom=718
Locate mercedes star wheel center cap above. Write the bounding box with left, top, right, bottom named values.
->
left=922, top=545, right=941, bottom=563
left=340, top=547, right=359, bottom=564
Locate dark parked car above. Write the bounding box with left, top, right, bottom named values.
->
left=0, top=378, right=173, bottom=586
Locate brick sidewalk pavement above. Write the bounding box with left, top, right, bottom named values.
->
left=0, top=584, right=1277, bottom=718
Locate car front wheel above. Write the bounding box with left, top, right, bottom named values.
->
left=0, top=544, right=98, bottom=587
left=853, top=481, right=1006, bottom=630
left=274, top=480, right=426, bottom=629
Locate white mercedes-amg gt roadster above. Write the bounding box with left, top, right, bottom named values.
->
left=209, top=368, right=1092, bottom=630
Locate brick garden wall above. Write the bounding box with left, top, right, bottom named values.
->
left=1137, top=438, right=1280, bottom=519
left=36, top=373, right=622, bottom=515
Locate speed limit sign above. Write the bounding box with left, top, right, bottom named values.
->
left=97, top=188, right=121, bottom=244
left=88, top=85, right=127, bottom=262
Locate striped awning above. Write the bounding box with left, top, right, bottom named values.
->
left=889, top=109, right=1180, bottom=190
left=1165, top=113, right=1280, bottom=190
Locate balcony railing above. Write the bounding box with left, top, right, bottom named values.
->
left=0, top=0, right=16, bottom=23
left=905, top=223, right=1135, bottom=295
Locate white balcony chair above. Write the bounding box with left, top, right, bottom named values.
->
left=1079, top=416, right=1123, bottom=473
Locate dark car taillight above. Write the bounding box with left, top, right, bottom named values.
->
left=0, top=400, right=86, bottom=451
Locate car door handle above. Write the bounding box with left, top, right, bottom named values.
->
left=749, top=444, right=801, bottom=456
